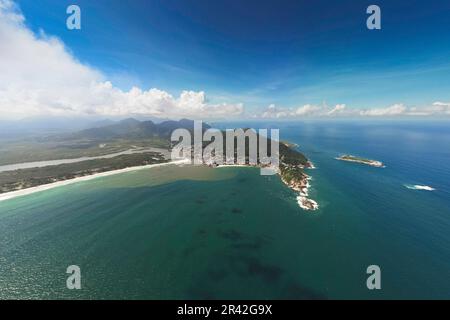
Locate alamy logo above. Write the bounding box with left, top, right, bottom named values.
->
left=66, top=5, right=81, bottom=30
left=171, top=121, right=279, bottom=175
left=366, top=5, right=381, bottom=30
left=66, top=265, right=81, bottom=289
left=366, top=265, right=381, bottom=290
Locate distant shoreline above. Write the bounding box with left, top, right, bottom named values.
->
left=0, top=159, right=189, bottom=203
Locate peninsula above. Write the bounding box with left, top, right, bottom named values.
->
left=278, top=143, right=318, bottom=210
left=0, top=119, right=319, bottom=210
left=201, top=133, right=319, bottom=211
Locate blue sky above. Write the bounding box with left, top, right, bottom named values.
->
left=2, top=0, right=450, bottom=119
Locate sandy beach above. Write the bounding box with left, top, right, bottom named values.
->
left=0, top=159, right=190, bottom=202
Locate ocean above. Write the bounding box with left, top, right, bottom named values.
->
left=0, top=120, right=449, bottom=299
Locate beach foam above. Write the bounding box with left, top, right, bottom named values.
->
left=297, top=196, right=319, bottom=210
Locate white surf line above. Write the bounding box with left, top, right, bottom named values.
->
left=0, top=159, right=190, bottom=202
left=404, top=184, right=435, bottom=191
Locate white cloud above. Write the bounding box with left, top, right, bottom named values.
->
left=406, top=102, right=450, bottom=116
left=258, top=102, right=450, bottom=119
left=327, top=104, right=346, bottom=115
left=294, top=104, right=322, bottom=116
left=261, top=104, right=289, bottom=118
left=359, top=102, right=450, bottom=117
left=430, top=101, right=450, bottom=114
left=0, top=0, right=243, bottom=120
left=2, top=0, right=448, bottom=121
left=359, top=103, right=407, bottom=116
left=260, top=103, right=346, bottom=118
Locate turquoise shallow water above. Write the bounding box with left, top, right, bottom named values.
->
left=0, top=121, right=449, bottom=299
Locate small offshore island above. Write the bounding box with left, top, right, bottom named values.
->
left=336, top=155, right=384, bottom=168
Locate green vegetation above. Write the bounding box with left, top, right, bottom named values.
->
left=340, top=155, right=369, bottom=162
left=279, top=142, right=308, bottom=167
left=0, top=117, right=203, bottom=166
left=278, top=142, right=311, bottom=191
left=0, top=118, right=312, bottom=196
left=0, top=152, right=166, bottom=193
left=0, top=138, right=169, bottom=166
left=279, top=163, right=306, bottom=184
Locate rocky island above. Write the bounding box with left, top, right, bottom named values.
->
left=336, top=155, right=384, bottom=168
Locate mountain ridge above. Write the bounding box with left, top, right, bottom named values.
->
left=65, top=118, right=211, bottom=141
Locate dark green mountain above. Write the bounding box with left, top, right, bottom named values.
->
left=67, top=118, right=210, bottom=141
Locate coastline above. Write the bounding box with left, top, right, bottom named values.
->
left=213, top=160, right=319, bottom=211
left=214, top=162, right=319, bottom=211
left=0, top=159, right=190, bottom=203
left=281, top=173, right=319, bottom=211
